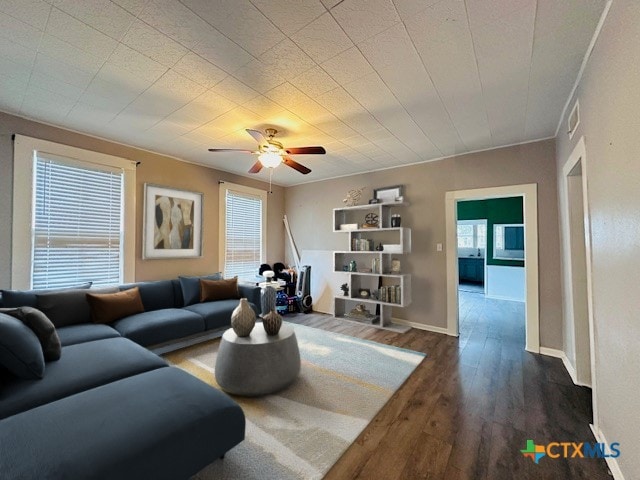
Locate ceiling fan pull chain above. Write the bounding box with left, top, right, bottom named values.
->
left=269, top=168, right=273, bottom=195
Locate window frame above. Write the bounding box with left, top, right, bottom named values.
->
left=456, top=220, right=487, bottom=251
left=12, top=135, right=136, bottom=289
left=218, top=181, right=267, bottom=280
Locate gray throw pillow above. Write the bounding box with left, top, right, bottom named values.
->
left=179, top=273, right=223, bottom=306
left=0, top=307, right=61, bottom=361
left=36, top=287, right=118, bottom=328
left=0, top=313, right=46, bottom=379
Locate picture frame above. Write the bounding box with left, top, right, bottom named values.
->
left=373, top=185, right=404, bottom=203
left=143, top=184, right=203, bottom=259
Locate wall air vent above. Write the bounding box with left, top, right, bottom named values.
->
left=568, top=100, right=580, bottom=139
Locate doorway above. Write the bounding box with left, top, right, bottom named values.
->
left=561, top=136, right=596, bottom=392
left=445, top=184, right=540, bottom=353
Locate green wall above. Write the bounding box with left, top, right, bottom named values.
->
left=457, top=197, right=524, bottom=267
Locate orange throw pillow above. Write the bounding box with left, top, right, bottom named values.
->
left=200, top=277, right=239, bottom=303
left=86, top=287, right=145, bottom=324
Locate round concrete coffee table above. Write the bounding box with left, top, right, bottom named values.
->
left=215, top=322, right=300, bottom=396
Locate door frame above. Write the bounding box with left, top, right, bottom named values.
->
left=445, top=184, right=540, bottom=352
left=561, top=136, right=598, bottom=423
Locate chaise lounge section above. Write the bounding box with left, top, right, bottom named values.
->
left=0, top=274, right=260, bottom=479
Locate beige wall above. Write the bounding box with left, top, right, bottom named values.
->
left=555, top=1, right=640, bottom=477
left=0, top=111, right=285, bottom=287
left=285, top=138, right=563, bottom=348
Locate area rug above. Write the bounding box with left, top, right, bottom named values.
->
left=163, top=322, right=425, bottom=480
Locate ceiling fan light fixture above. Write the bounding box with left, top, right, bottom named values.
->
left=258, top=152, right=281, bottom=168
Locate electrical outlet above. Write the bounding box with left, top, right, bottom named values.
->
left=436, top=243, right=443, bottom=252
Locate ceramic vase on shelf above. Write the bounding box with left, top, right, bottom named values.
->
left=262, top=310, right=283, bottom=335
left=231, top=298, right=256, bottom=337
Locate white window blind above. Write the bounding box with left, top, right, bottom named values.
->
left=32, top=155, right=124, bottom=289
left=223, top=189, right=263, bottom=280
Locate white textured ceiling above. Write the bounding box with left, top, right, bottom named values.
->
left=0, top=0, right=607, bottom=185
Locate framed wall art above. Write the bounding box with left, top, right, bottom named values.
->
left=143, top=184, right=203, bottom=259
left=373, top=185, right=404, bottom=203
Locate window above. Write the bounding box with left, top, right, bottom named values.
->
left=457, top=222, right=486, bottom=249
left=12, top=136, right=136, bottom=289
left=219, top=182, right=267, bottom=280
left=33, top=157, right=123, bottom=288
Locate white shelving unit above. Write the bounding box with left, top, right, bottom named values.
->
left=333, top=203, right=412, bottom=331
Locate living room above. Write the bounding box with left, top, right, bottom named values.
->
left=1, top=0, right=639, bottom=479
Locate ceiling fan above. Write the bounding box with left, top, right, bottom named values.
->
left=208, top=128, right=326, bottom=175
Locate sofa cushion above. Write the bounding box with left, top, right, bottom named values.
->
left=86, top=287, right=144, bottom=324
left=112, top=309, right=205, bottom=347
left=0, top=282, right=92, bottom=308
left=200, top=277, right=239, bottom=303
left=120, top=280, right=178, bottom=311
left=0, top=307, right=61, bottom=361
left=56, top=324, right=121, bottom=347
left=36, top=287, right=118, bottom=328
left=0, top=367, right=245, bottom=480
left=184, top=299, right=253, bottom=330
left=0, top=337, right=167, bottom=420
left=0, top=313, right=45, bottom=379
left=179, top=273, right=222, bottom=306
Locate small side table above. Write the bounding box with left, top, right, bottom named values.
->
left=215, top=323, right=300, bottom=396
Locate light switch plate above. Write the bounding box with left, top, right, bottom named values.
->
left=436, top=243, right=443, bottom=251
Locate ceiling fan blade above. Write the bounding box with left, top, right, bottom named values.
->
left=285, top=146, right=326, bottom=155
left=208, top=148, right=254, bottom=153
left=283, top=155, right=311, bottom=174
left=246, top=129, right=266, bottom=144
left=248, top=160, right=263, bottom=174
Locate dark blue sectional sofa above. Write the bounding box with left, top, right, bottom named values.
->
left=0, top=275, right=261, bottom=479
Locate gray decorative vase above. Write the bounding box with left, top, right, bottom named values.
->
left=261, top=286, right=277, bottom=316
left=231, top=298, right=256, bottom=337
left=262, top=310, right=283, bottom=336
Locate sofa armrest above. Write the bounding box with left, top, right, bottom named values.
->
left=238, top=284, right=261, bottom=314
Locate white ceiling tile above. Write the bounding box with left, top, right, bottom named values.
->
left=181, top=0, right=284, bottom=56
left=331, top=0, right=401, bottom=44
left=404, top=0, right=471, bottom=46
left=21, top=84, right=77, bottom=118
left=232, top=59, right=286, bottom=94
left=320, top=0, right=341, bottom=9
left=0, top=83, right=26, bottom=113
left=250, top=0, right=325, bottom=36
left=0, top=59, right=32, bottom=84
left=0, top=36, right=37, bottom=69
left=465, top=0, right=536, bottom=28
left=0, top=0, right=51, bottom=30
left=38, top=34, right=106, bottom=72
left=108, top=109, right=165, bottom=131
left=50, top=0, right=135, bottom=39
left=243, top=95, right=286, bottom=118
left=121, top=20, right=188, bottom=67
left=110, top=0, right=149, bottom=16
left=290, top=66, right=339, bottom=98
left=191, top=25, right=253, bottom=73
left=0, top=12, right=43, bottom=51
left=171, top=52, right=226, bottom=89
left=291, top=12, right=353, bottom=63
left=106, top=43, right=168, bottom=83
left=149, top=69, right=207, bottom=101
left=33, top=53, right=96, bottom=88
left=171, top=90, right=238, bottom=124
left=212, top=76, right=259, bottom=105
left=146, top=118, right=192, bottom=137
left=89, top=62, right=153, bottom=98
left=66, top=101, right=120, bottom=126
left=393, top=0, right=442, bottom=23
left=29, top=71, right=85, bottom=100
left=320, top=46, right=374, bottom=85
left=45, top=8, right=118, bottom=59
left=138, top=0, right=212, bottom=49
left=260, top=38, right=316, bottom=78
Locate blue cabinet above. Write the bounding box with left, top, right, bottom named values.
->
left=458, top=258, right=484, bottom=283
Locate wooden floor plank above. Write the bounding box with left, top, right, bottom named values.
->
left=285, top=290, right=611, bottom=480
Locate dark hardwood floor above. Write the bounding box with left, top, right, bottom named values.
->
left=285, top=291, right=612, bottom=480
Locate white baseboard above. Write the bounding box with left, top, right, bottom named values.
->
left=590, top=424, right=626, bottom=480
left=539, top=346, right=564, bottom=358
left=391, top=319, right=451, bottom=335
